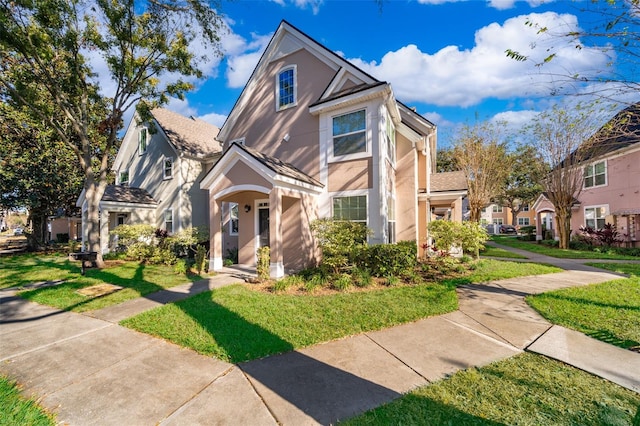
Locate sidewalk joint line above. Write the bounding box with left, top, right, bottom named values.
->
left=238, top=366, right=282, bottom=425
left=362, top=333, right=431, bottom=384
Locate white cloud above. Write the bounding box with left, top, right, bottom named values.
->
left=350, top=12, right=612, bottom=108
left=418, top=0, right=552, bottom=9
left=224, top=32, right=273, bottom=88
left=269, top=0, right=323, bottom=14
left=199, top=111, right=228, bottom=128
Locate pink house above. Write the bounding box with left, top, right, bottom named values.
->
left=533, top=103, right=640, bottom=247
left=200, top=21, right=467, bottom=277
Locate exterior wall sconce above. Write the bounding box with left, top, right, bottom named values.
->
left=244, top=204, right=251, bottom=213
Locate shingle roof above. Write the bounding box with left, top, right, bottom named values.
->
left=235, top=143, right=323, bottom=188
left=102, top=185, right=157, bottom=205
left=430, top=171, right=468, bottom=192
left=151, top=108, right=221, bottom=158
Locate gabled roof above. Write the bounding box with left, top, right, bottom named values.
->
left=102, top=185, right=157, bottom=205
left=237, top=144, right=323, bottom=188
left=584, top=102, right=640, bottom=160
left=430, top=171, right=468, bottom=192
left=150, top=108, right=221, bottom=158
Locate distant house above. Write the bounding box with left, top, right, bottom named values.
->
left=480, top=203, right=537, bottom=229
left=532, top=103, right=640, bottom=247
left=199, top=21, right=467, bottom=277
left=77, top=108, right=226, bottom=253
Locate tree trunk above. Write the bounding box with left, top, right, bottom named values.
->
left=469, top=206, right=482, bottom=223
left=84, top=178, right=107, bottom=267
left=555, top=209, right=571, bottom=249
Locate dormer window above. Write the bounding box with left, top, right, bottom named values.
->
left=138, top=128, right=148, bottom=154
left=276, top=65, right=296, bottom=111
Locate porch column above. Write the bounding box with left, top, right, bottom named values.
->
left=100, top=209, right=110, bottom=254
left=269, top=188, right=284, bottom=278
left=210, top=198, right=223, bottom=271
left=452, top=197, right=463, bottom=223
left=535, top=211, right=543, bottom=241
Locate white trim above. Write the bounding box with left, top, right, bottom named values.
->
left=275, top=64, right=298, bottom=112
left=118, top=169, right=129, bottom=186
left=164, top=208, right=174, bottom=234
left=328, top=107, right=371, bottom=163
left=270, top=262, right=284, bottom=279
left=583, top=159, right=608, bottom=189
left=138, top=127, right=148, bottom=155
left=330, top=191, right=369, bottom=223
left=214, top=184, right=271, bottom=200
left=254, top=199, right=270, bottom=262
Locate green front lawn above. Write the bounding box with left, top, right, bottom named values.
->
left=492, top=236, right=640, bottom=260
left=0, top=376, right=55, bottom=426
left=343, top=353, right=640, bottom=425
left=122, top=259, right=561, bottom=363
left=2, top=254, right=202, bottom=312
left=527, top=275, right=640, bottom=349
left=479, top=245, right=528, bottom=259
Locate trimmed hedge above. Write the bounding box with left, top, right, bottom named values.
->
left=355, top=240, right=417, bottom=277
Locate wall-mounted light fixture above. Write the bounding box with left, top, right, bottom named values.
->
left=244, top=204, right=251, bottom=213
left=282, top=133, right=290, bottom=143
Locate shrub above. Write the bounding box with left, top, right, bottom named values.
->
left=223, top=258, right=233, bottom=267
left=225, top=247, right=239, bottom=264
left=173, top=259, right=189, bottom=275
left=110, top=224, right=156, bottom=248
left=311, top=218, right=370, bottom=273
left=352, top=267, right=373, bottom=288
left=519, top=225, right=536, bottom=235
left=355, top=240, right=417, bottom=277
left=427, top=221, right=488, bottom=258
left=332, top=273, right=352, bottom=291
left=386, top=275, right=400, bottom=286
left=56, top=233, right=70, bottom=243
left=256, top=246, right=270, bottom=281
left=194, top=245, right=207, bottom=274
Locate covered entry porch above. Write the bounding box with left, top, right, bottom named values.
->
left=201, top=144, right=323, bottom=278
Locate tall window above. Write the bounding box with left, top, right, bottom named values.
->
left=585, top=206, right=606, bottom=229
left=386, top=115, right=396, bottom=164
left=517, top=217, right=530, bottom=226
left=163, top=158, right=173, bottom=179
left=387, top=193, right=396, bottom=243
left=138, top=128, right=148, bottom=154
left=492, top=205, right=503, bottom=213
left=333, top=109, right=366, bottom=157
left=119, top=170, right=129, bottom=186
left=584, top=161, right=606, bottom=188
left=277, top=66, right=296, bottom=110
left=164, top=209, right=173, bottom=233
left=333, top=195, right=367, bottom=223
left=229, top=203, right=239, bottom=235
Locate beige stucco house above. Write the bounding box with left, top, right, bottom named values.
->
left=533, top=103, right=640, bottom=247
left=200, top=21, right=467, bottom=277
left=77, top=108, right=223, bottom=253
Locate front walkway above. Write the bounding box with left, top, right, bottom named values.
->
left=0, top=249, right=638, bottom=425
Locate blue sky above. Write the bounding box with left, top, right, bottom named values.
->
left=153, top=0, right=635, bottom=148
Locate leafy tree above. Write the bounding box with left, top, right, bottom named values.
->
left=0, top=0, right=222, bottom=264
left=452, top=121, right=511, bottom=223
left=435, top=147, right=458, bottom=172
left=427, top=220, right=488, bottom=259
left=495, top=145, right=547, bottom=226
left=0, top=102, right=84, bottom=246
left=506, top=1, right=640, bottom=104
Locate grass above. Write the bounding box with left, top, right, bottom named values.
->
left=527, top=275, right=640, bottom=350
left=0, top=376, right=55, bottom=426
left=479, top=245, right=528, bottom=259
left=586, top=262, right=640, bottom=277
left=342, top=353, right=640, bottom=426
left=1, top=254, right=203, bottom=312
left=122, top=259, right=561, bottom=363
left=492, top=235, right=640, bottom=260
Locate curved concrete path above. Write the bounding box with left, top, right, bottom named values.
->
left=1, top=245, right=638, bottom=425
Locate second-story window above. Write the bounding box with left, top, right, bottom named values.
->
left=492, top=205, right=503, bottom=213
left=163, top=157, right=173, bottom=179
left=276, top=66, right=296, bottom=110
left=138, top=128, right=148, bottom=154
left=119, top=170, right=129, bottom=186
left=333, top=109, right=366, bottom=157
left=584, top=160, right=606, bottom=188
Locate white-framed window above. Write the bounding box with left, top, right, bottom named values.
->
left=517, top=217, right=530, bottom=226
left=492, top=205, right=503, bottom=213
left=118, top=170, right=129, bottom=186
left=332, top=195, right=367, bottom=223
left=386, top=115, right=396, bottom=165
left=164, top=209, right=173, bottom=234
left=138, top=127, right=148, bottom=154
left=584, top=206, right=607, bottom=229
left=522, top=204, right=530, bottom=212
left=163, top=157, right=173, bottom=179
left=584, top=160, right=606, bottom=188
left=276, top=65, right=297, bottom=111
left=229, top=203, right=238, bottom=236
left=387, top=192, right=396, bottom=244
left=332, top=109, right=367, bottom=158
left=493, top=218, right=503, bottom=225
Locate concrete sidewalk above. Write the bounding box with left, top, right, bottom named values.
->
left=1, top=249, right=638, bottom=425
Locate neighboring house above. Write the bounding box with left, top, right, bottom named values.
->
left=481, top=203, right=536, bottom=228
left=48, top=215, right=81, bottom=242
left=533, top=103, right=640, bottom=246
left=200, top=21, right=467, bottom=277
left=77, top=108, right=223, bottom=253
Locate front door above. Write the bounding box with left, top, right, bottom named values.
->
left=259, top=207, right=270, bottom=248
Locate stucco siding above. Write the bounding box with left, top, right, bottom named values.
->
left=210, top=162, right=273, bottom=197
left=327, top=158, right=372, bottom=192
left=396, top=135, right=417, bottom=242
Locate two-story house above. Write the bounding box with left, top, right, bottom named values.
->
left=77, top=108, right=224, bottom=253
left=533, top=102, right=640, bottom=246
left=200, top=21, right=467, bottom=277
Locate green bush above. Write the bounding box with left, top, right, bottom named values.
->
left=256, top=246, right=270, bottom=281
left=311, top=218, right=370, bottom=273
left=194, top=245, right=207, bottom=274
left=519, top=225, right=536, bottom=235
left=352, top=267, right=373, bottom=288
left=173, top=259, right=189, bottom=275
left=332, top=273, right=352, bottom=291
left=110, top=224, right=156, bottom=248
left=427, top=221, right=488, bottom=258
left=355, top=240, right=417, bottom=277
